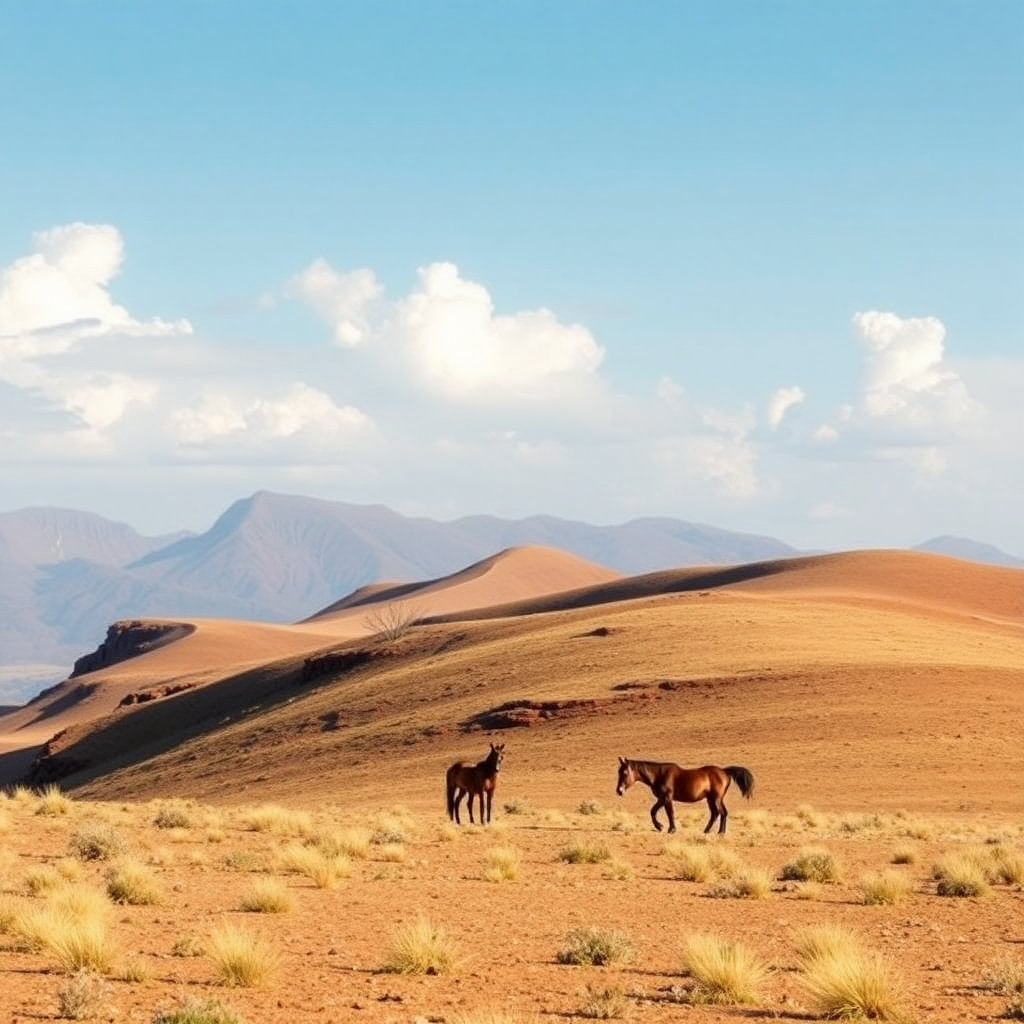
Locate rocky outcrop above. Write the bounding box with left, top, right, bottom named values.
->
left=71, top=620, right=193, bottom=677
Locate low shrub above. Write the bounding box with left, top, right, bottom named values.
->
left=556, top=927, right=632, bottom=967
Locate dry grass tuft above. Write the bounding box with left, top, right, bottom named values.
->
left=384, top=914, right=458, bottom=975
left=35, top=785, right=73, bottom=817
left=795, top=924, right=861, bottom=966
left=153, top=800, right=196, bottom=830
left=990, top=846, right=1024, bottom=885
left=239, top=878, right=292, bottom=913
left=152, top=994, right=247, bottom=1024
left=56, top=969, right=108, bottom=1019
left=558, top=841, right=612, bottom=865
left=69, top=821, right=128, bottom=862
left=706, top=866, right=773, bottom=899
left=858, top=869, right=913, bottom=906
left=276, top=843, right=351, bottom=888
left=239, top=804, right=312, bottom=837
left=800, top=945, right=904, bottom=1020
left=665, top=841, right=712, bottom=882
left=25, top=863, right=66, bottom=895
left=556, top=926, right=633, bottom=967
left=482, top=845, right=520, bottom=882
left=780, top=846, right=841, bottom=883
left=933, top=850, right=991, bottom=897
left=207, top=921, right=277, bottom=987
left=577, top=981, right=628, bottom=1018
left=680, top=932, right=768, bottom=1004
left=106, top=857, right=162, bottom=905
left=982, top=954, right=1024, bottom=996
left=891, top=844, right=917, bottom=865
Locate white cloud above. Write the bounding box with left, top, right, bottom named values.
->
left=0, top=223, right=191, bottom=432
left=287, top=259, right=381, bottom=347
left=852, top=311, right=975, bottom=429
left=394, top=262, right=604, bottom=400
left=814, top=423, right=839, bottom=443
left=767, top=385, right=805, bottom=430
left=170, top=383, right=371, bottom=451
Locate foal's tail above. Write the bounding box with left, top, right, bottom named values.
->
left=725, top=766, right=755, bottom=799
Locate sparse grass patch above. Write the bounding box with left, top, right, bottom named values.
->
left=578, top=981, right=628, bottom=1018
left=452, top=1012, right=539, bottom=1024
left=603, top=858, right=635, bottom=881
left=171, top=935, right=204, bottom=957
left=780, top=846, right=841, bottom=883
left=154, top=800, right=196, bottom=830
left=56, top=969, right=108, bottom=1019
left=665, top=841, right=712, bottom=882
left=221, top=848, right=265, bottom=872
left=313, top=826, right=371, bottom=860
left=707, top=866, right=773, bottom=899
left=378, top=842, right=407, bottom=863
left=239, top=878, right=291, bottom=913
left=982, top=954, right=1024, bottom=996
left=933, top=850, right=991, bottom=897
left=800, top=944, right=904, bottom=1020
left=482, top=845, right=520, bottom=882
left=796, top=804, right=825, bottom=828
left=152, top=994, right=246, bottom=1024
left=891, top=845, right=917, bottom=865
left=384, top=914, right=458, bottom=975
left=25, top=863, right=65, bottom=895
left=502, top=798, right=530, bottom=815
left=119, top=957, right=150, bottom=982
left=556, top=926, right=633, bottom=967
left=35, top=785, right=73, bottom=816
left=207, top=921, right=276, bottom=987
left=795, top=924, right=860, bottom=966
left=793, top=880, right=824, bottom=900
left=679, top=933, right=768, bottom=1005
left=106, top=857, right=162, bottom=905
left=577, top=798, right=603, bottom=816
left=991, top=846, right=1024, bottom=885
left=239, top=804, right=312, bottom=837
left=69, top=821, right=128, bottom=862
left=276, top=843, right=350, bottom=888
left=558, top=841, right=611, bottom=865
left=859, top=869, right=913, bottom=906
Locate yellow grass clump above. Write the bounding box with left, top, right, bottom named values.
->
left=105, top=857, right=163, bottom=905
left=932, top=850, right=991, bottom=897
left=277, top=842, right=351, bottom=888
left=556, top=926, right=633, bottom=967
left=206, top=921, right=277, bottom=987
left=482, top=845, right=520, bottom=882
left=69, top=821, right=128, bottom=862
left=680, top=932, right=769, bottom=1004
left=384, top=914, right=458, bottom=974
left=800, top=946, right=904, bottom=1020
left=780, top=846, right=841, bottom=883
left=578, top=981, right=629, bottom=1019
left=558, top=841, right=611, bottom=865
left=858, top=869, right=913, bottom=906
left=153, top=994, right=246, bottom=1024
left=239, top=878, right=292, bottom=913
left=35, top=784, right=73, bottom=817
left=239, top=804, right=313, bottom=837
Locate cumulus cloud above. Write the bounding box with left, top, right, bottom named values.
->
left=0, top=223, right=190, bottom=432
left=852, top=311, right=975, bottom=429
left=766, top=385, right=805, bottom=430
left=287, top=259, right=381, bottom=347
left=289, top=258, right=605, bottom=402
left=170, top=383, right=371, bottom=452
left=394, top=262, right=604, bottom=400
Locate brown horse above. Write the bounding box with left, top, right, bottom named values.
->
left=615, top=756, right=754, bottom=834
left=446, top=743, right=505, bottom=824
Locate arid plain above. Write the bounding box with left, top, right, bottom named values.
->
left=0, top=547, right=1022, bottom=1024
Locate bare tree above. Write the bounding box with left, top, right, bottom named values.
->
left=362, top=601, right=423, bottom=642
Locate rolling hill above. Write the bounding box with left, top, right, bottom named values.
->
left=1, top=546, right=1020, bottom=822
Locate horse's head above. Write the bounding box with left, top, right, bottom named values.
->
left=489, top=742, right=506, bottom=772
left=615, top=756, right=635, bottom=796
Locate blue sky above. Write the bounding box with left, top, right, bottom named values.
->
left=1, top=2, right=1022, bottom=554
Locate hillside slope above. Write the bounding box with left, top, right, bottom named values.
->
left=10, top=548, right=1021, bottom=818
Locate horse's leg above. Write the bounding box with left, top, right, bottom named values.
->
left=453, top=788, right=465, bottom=825
left=718, top=797, right=728, bottom=834
left=703, top=794, right=718, bottom=834
left=467, top=791, right=476, bottom=824
left=649, top=797, right=664, bottom=832
left=485, top=788, right=493, bottom=825
left=664, top=794, right=677, bottom=834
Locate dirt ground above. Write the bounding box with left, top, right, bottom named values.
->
left=1, top=792, right=1021, bottom=1024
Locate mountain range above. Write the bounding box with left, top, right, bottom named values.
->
left=1, top=489, right=1020, bottom=705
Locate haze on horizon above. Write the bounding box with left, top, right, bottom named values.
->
left=1, top=3, right=1021, bottom=555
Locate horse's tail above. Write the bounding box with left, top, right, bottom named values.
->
left=445, top=766, right=456, bottom=820
left=725, top=766, right=755, bottom=799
